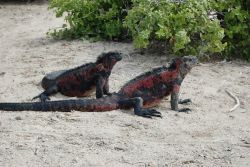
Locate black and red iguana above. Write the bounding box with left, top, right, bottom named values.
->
left=32, top=51, right=123, bottom=102
left=0, top=56, right=198, bottom=118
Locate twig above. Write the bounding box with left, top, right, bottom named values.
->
left=239, top=144, right=250, bottom=148
left=225, top=90, right=240, bottom=112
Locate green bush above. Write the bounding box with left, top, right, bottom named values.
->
left=49, top=0, right=132, bottom=40
left=124, top=0, right=226, bottom=55
left=49, top=0, right=249, bottom=61
left=213, top=0, right=250, bottom=61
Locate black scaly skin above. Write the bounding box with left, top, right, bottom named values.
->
left=32, top=51, right=123, bottom=102
left=0, top=56, right=198, bottom=118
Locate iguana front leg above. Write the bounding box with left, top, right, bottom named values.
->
left=171, top=85, right=191, bottom=112
left=96, top=74, right=113, bottom=98
left=103, top=79, right=112, bottom=96
left=119, top=97, right=162, bottom=118
left=96, top=75, right=104, bottom=98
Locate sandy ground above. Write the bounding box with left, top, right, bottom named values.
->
left=0, top=2, right=250, bottom=167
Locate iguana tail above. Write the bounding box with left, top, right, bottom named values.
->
left=0, top=97, right=119, bottom=112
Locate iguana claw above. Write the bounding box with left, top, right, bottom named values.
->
left=179, top=99, right=192, bottom=104
left=32, top=93, right=50, bottom=102
left=178, top=108, right=191, bottom=113
left=136, top=109, right=162, bottom=118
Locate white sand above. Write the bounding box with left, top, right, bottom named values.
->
left=0, top=2, right=249, bottom=167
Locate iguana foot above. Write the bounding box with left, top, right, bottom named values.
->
left=105, top=92, right=113, bottom=96
left=179, top=99, right=191, bottom=104
left=136, top=109, right=162, bottom=118
left=32, top=93, right=50, bottom=102
left=178, top=108, right=191, bottom=113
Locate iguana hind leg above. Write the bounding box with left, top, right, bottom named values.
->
left=119, top=97, right=162, bottom=118
left=33, top=86, right=58, bottom=102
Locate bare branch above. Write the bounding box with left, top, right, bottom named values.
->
left=225, top=90, right=240, bottom=112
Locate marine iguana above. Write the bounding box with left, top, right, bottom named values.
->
left=32, top=51, right=123, bottom=102
left=0, top=56, right=198, bottom=118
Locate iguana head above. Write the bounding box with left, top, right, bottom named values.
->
left=96, top=51, right=123, bottom=69
left=181, top=56, right=198, bottom=69
left=171, top=56, right=198, bottom=77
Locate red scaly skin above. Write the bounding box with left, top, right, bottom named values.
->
left=119, top=62, right=180, bottom=99
left=56, top=64, right=104, bottom=97
left=118, top=58, right=184, bottom=108
left=0, top=56, right=198, bottom=118
left=33, top=51, right=123, bottom=102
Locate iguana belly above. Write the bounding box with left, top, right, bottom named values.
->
left=59, top=85, right=96, bottom=97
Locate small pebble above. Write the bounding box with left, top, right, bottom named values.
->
left=0, top=72, right=5, bottom=76
left=15, top=116, right=22, bottom=120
